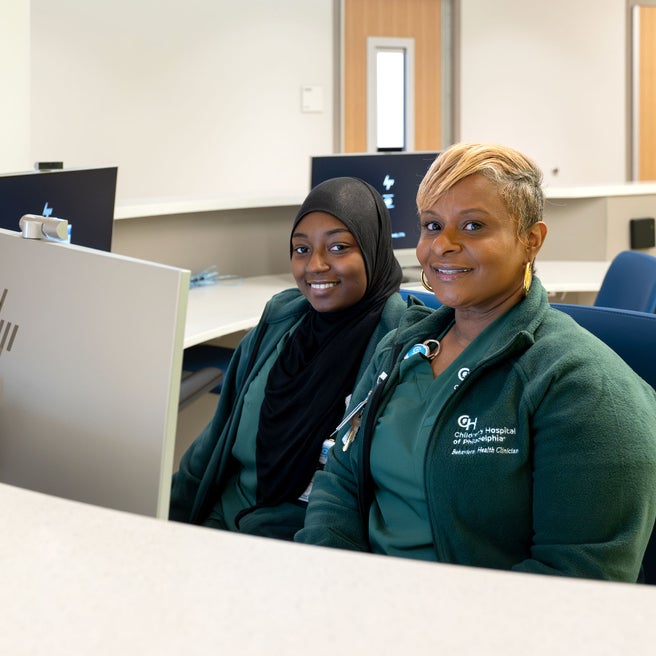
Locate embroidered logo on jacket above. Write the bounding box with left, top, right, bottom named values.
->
left=451, top=414, right=519, bottom=456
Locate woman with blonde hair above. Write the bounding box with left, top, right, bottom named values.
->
left=297, top=143, right=656, bottom=582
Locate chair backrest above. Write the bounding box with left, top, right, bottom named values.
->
left=551, top=303, right=656, bottom=388
left=399, top=287, right=441, bottom=309
left=552, top=303, right=656, bottom=585
left=594, top=250, right=656, bottom=313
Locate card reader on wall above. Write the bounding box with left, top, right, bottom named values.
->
left=630, top=217, right=656, bottom=250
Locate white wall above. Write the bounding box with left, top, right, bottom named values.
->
left=459, top=0, right=626, bottom=188
left=13, top=1, right=635, bottom=206
left=29, top=0, right=335, bottom=202
left=0, top=0, right=30, bottom=172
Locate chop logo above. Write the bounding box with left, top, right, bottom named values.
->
left=457, top=414, right=478, bottom=431
left=0, top=288, right=19, bottom=356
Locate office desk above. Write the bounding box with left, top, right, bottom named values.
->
left=184, top=262, right=610, bottom=347
left=184, top=273, right=294, bottom=348
left=402, top=260, right=610, bottom=296
left=534, top=259, right=610, bottom=293
left=0, top=481, right=654, bottom=655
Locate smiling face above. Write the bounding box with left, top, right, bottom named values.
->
left=291, top=211, right=368, bottom=313
left=416, top=173, right=545, bottom=322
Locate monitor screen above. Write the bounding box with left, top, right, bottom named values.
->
left=0, top=166, right=118, bottom=251
left=310, top=152, right=439, bottom=261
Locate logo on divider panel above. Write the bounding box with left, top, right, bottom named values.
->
left=0, top=288, right=19, bottom=357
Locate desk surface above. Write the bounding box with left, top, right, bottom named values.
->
left=535, top=259, right=610, bottom=292
left=184, top=261, right=610, bottom=347
left=0, top=481, right=654, bottom=654
left=114, top=194, right=303, bottom=220
left=184, top=273, right=294, bottom=347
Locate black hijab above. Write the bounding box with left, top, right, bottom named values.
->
left=254, top=177, right=403, bottom=508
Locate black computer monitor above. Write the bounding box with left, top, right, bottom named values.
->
left=0, top=166, right=118, bottom=251
left=310, top=151, right=439, bottom=267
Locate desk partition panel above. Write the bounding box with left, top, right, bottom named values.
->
left=0, top=229, right=189, bottom=517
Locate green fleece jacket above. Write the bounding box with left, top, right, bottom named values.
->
left=296, top=280, right=656, bottom=582
left=169, top=288, right=410, bottom=527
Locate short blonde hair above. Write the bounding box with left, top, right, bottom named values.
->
left=416, top=143, right=544, bottom=237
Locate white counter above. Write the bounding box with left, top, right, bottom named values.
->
left=545, top=182, right=656, bottom=199
left=184, top=273, right=295, bottom=348
left=111, top=185, right=653, bottom=278
left=113, top=183, right=656, bottom=221
left=114, top=194, right=304, bottom=220
left=0, top=481, right=654, bottom=655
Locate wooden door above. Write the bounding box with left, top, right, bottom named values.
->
left=342, top=0, right=442, bottom=152
left=638, top=5, right=656, bottom=180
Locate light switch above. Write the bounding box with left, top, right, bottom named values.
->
left=301, top=85, right=323, bottom=113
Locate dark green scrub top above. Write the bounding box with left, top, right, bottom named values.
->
left=368, top=314, right=512, bottom=560
left=204, top=332, right=292, bottom=530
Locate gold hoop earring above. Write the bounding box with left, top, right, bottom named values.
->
left=420, top=270, right=433, bottom=292
left=523, top=261, right=533, bottom=297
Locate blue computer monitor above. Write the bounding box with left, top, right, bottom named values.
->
left=310, top=151, right=438, bottom=267
left=0, top=166, right=118, bottom=251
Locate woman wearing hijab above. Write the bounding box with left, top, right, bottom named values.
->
left=169, top=176, right=411, bottom=539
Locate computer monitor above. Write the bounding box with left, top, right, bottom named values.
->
left=0, top=166, right=118, bottom=251
left=0, top=228, right=188, bottom=518
left=310, top=151, right=439, bottom=268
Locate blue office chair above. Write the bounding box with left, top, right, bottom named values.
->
left=552, top=303, right=656, bottom=385
left=552, top=303, right=656, bottom=585
left=399, top=287, right=442, bottom=309
left=594, top=250, right=656, bottom=313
